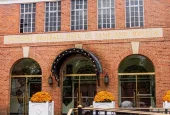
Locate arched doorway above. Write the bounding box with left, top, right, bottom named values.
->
left=62, top=56, right=97, bottom=114
left=10, top=58, right=42, bottom=115
left=118, top=54, right=155, bottom=108
left=51, top=48, right=102, bottom=115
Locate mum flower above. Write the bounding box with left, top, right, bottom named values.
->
left=30, top=91, right=52, bottom=103
left=94, top=91, right=115, bottom=102
left=163, top=90, right=170, bottom=102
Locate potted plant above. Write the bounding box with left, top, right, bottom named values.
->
left=29, top=91, right=54, bottom=115
left=93, top=91, right=115, bottom=108
left=163, top=90, right=170, bottom=108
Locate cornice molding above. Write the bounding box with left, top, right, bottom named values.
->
left=0, top=0, right=57, bottom=4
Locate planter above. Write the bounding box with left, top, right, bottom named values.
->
left=163, top=101, right=170, bottom=108
left=29, top=101, right=54, bottom=115
left=93, top=101, right=115, bottom=115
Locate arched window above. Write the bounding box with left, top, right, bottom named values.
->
left=118, top=54, right=155, bottom=108
left=10, top=58, right=42, bottom=115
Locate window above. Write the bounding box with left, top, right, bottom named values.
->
left=98, top=0, right=115, bottom=29
left=45, top=1, right=61, bottom=32
left=71, top=0, right=88, bottom=30
left=20, top=3, right=36, bottom=33
left=126, top=0, right=144, bottom=27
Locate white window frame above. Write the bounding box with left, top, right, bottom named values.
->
left=97, top=0, right=115, bottom=29
left=20, top=3, right=36, bottom=33
left=70, top=0, right=88, bottom=30
left=125, top=0, right=144, bottom=28
left=45, top=1, right=61, bottom=32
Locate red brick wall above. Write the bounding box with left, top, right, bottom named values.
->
left=0, top=0, right=170, bottom=114
left=0, top=4, right=20, bottom=35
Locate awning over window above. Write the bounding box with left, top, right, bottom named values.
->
left=51, top=48, right=102, bottom=86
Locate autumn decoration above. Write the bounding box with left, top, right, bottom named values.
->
left=94, top=91, right=115, bottom=102
left=163, top=90, right=170, bottom=102
left=30, top=91, right=52, bottom=103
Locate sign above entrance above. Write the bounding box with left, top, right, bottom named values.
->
left=4, top=28, right=163, bottom=44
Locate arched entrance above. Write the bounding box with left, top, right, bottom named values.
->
left=10, top=58, right=42, bottom=115
left=118, top=54, right=155, bottom=108
left=62, top=56, right=97, bottom=114
left=51, top=48, right=102, bottom=115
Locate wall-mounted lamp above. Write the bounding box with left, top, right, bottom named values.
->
left=48, top=75, right=53, bottom=85
left=104, top=73, right=109, bottom=84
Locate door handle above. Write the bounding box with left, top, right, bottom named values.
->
left=133, top=92, right=136, bottom=107
left=77, top=93, right=79, bottom=106
left=79, top=93, right=82, bottom=106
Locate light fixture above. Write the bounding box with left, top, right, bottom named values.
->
left=48, top=75, right=53, bottom=85
left=104, top=73, right=109, bottom=84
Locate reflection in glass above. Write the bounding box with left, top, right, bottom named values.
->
left=119, top=55, right=155, bottom=108
left=10, top=78, right=26, bottom=115
left=62, top=56, right=97, bottom=114
left=12, top=58, right=42, bottom=75
left=10, top=77, right=41, bottom=115
left=10, top=58, right=42, bottom=115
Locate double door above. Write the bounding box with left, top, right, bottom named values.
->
left=10, top=76, right=41, bottom=115
left=62, top=74, right=96, bottom=114
left=119, top=73, right=155, bottom=108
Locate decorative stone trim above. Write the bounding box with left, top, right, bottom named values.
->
left=22, top=46, right=30, bottom=58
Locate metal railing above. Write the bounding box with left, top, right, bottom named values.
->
left=67, top=106, right=170, bottom=115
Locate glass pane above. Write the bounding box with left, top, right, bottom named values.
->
left=98, top=0, right=102, bottom=8
left=10, top=77, right=42, bottom=115
left=126, top=0, right=129, bottom=6
left=137, top=75, right=155, bottom=107
left=139, top=0, right=143, bottom=5
left=111, top=0, right=114, bottom=7
left=10, top=78, right=26, bottom=115
left=12, top=58, right=42, bottom=75
left=120, top=75, right=136, bottom=107
left=27, top=77, right=42, bottom=98
left=118, top=55, right=154, bottom=73
left=120, top=75, right=155, bottom=108
left=126, top=23, right=130, bottom=27
left=63, top=76, right=73, bottom=106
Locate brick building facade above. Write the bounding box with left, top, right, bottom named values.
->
left=0, top=0, right=170, bottom=115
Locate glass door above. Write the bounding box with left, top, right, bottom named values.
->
left=10, top=76, right=41, bottom=115
left=136, top=75, right=155, bottom=108
left=62, top=55, right=98, bottom=115
left=119, top=74, right=155, bottom=108
left=62, top=74, right=96, bottom=114
left=120, top=75, right=136, bottom=106
left=73, top=75, right=96, bottom=107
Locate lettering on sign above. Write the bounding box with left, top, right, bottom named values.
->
left=4, top=28, right=163, bottom=44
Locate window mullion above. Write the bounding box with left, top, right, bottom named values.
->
left=110, top=0, right=112, bottom=28
left=138, top=0, right=140, bottom=27
left=101, top=0, right=103, bottom=29
left=129, top=0, right=131, bottom=27
left=48, top=3, right=50, bottom=31
left=74, top=1, right=76, bottom=30
left=83, top=0, right=84, bottom=30
left=56, top=2, right=58, bottom=31
left=24, top=4, right=25, bottom=32
left=31, top=4, right=33, bottom=32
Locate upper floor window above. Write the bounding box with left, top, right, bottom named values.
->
left=98, top=0, right=115, bottom=29
left=45, top=1, right=61, bottom=32
left=20, top=3, right=36, bottom=33
left=71, top=0, right=88, bottom=30
left=126, top=0, right=144, bottom=27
